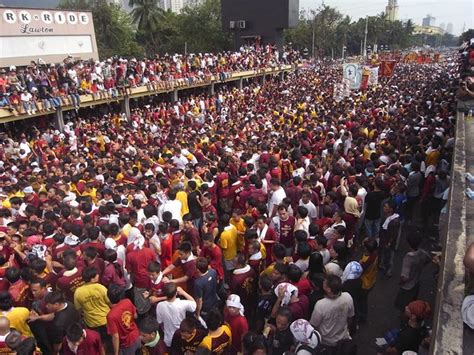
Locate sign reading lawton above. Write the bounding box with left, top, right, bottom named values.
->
left=0, top=7, right=99, bottom=67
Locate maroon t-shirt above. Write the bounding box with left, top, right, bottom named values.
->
left=229, top=267, right=257, bottom=310
left=200, top=245, right=224, bottom=281
left=57, top=269, right=85, bottom=302
left=62, top=329, right=103, bottom=355
left=126, top=247, right=156, bottom=288
left=173, top=257, right=197, bottom=292
left=277, top=216, right=296, bottom=249
left=80, top=242, right=106, bottom=258
left=85, top=257, right=105, bottom=280
left=288, top=294, right=310, bottom=321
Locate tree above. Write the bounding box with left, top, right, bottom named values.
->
left=284, top=6, right=418, bottom=58
left=130, top=0, right=163, bottom=52
left=460, top=29, right=474, bottom=45
left=59, top=0, right=144, bottom=59
left=177, top=0, right=231, bottom=53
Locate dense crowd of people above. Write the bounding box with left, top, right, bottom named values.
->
left=0, top=45, right=300, bottom=115
left=0, top=46, right=458, bottom=355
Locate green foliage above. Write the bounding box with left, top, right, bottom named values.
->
left=460, top=29, right=474, bottom=45
left=132, top=0, right=231, bottom=55
left=59, top=0, right=230, bottom=58
left=285, top=5, right=417, bottom=57
left=59, top=0, right=144, bottom=59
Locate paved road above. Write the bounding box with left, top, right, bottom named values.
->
left=352, top=220, right=438, bottom=354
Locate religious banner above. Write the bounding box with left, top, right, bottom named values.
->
left=360, top=66, right=370, bottom=90
left=343, top=63, right=362, bottom=90
left=380, top=60, right=396, bottom=77
left=333, top=78, right=352, bottom=102
left=368, top=67, right=379, bottom=86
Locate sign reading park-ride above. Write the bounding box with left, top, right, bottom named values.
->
left=0, top=7, right=99, bottom=67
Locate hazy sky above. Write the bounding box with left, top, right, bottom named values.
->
left=300, top=0, right=474, bottom=35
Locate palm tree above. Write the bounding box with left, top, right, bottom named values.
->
left=130, top=0, right=163, bottom=50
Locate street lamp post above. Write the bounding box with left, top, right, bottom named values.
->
left=363, top=16, right=368, bottom=58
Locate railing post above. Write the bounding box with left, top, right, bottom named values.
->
left=170, top=89, right=178, bottom=102
left=121, top=96, right=131, bottom=120
left=54, top=107, right=65, bottom=132
left=208, top=83, right=215, bottom=95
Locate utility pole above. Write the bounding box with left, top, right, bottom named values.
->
left=363, top=16, right=368, bottom=58
left=312, top=23, right=315, bottom=58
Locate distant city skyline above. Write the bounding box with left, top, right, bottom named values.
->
left=300, top=0, right=473, bottom=35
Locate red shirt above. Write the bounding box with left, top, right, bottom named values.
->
left=160, top=234, right=173, bottom=269
left=291, top=278, right=312, bottom=296
left=126, top=247, right=156, bottom=288
left=200, top=244, right=224, bottom=281
left=62, top=329, right=103, bottom=355
left=106, top=299, right=140, bottom=348
left=9, top=280, right=29, bottom=307
left=224, top=310, right=249, bottom=354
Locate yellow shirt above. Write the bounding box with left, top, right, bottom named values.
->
left=2, top=307, right=32, bottom=336
left=199, top=325, right=232, bottom=353
left=230, top=218, right=246, bottom=252
left=176, top=191, right=189, bottom=216
left=219, top=225, right=238, bottom=261
left=360, top=253, right=378, bottom=290
left=74, top=282, right=110, bottom=327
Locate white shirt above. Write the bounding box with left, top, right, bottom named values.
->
left=310, top=292, right=354, bottom=347
left=299, top=200, right=318, bottom=220
left=267, top=187, right=286, bottom=215
left=156, top=298, right=196, bottom=346
left=171, top=154, right=188, bottom=170
left=159, top=199, right=182, bottom=224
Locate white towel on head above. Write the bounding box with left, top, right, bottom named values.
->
left=462, top=295, right=474, bottom=329
left=133, top=235, right=145, bottom=250
left=274, top=283, right=298, bottom=306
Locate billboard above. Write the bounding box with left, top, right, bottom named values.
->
left=0, top=7, right=99, bottom=67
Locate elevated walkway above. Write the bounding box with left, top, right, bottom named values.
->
left=0, top=64, right=296, bottom=127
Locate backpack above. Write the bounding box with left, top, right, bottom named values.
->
left=294, top=330, right=326, bottom=354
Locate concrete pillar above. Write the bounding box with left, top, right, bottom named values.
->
left=238, top=78, right=243, bottom=90
left=208, top=83, right=215, bottom=95
left=121, top=96, right=131, bottom=120
left=54, top=108, right=65, bottom=132
left=261, top=74, right=266, bottom=85
left=170, top=89, right=178, bottom=102
left=280, top=70, right=285, bottom=81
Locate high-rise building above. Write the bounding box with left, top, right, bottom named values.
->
left=439, top=23, right=446, bottom=31
left=157, top=0, right=200, bottom=13
left=446, top=23, right=454, bottom=34
left=422, top=14, right=436, bottom=27
left=385, top=0, right=399, bottom=21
